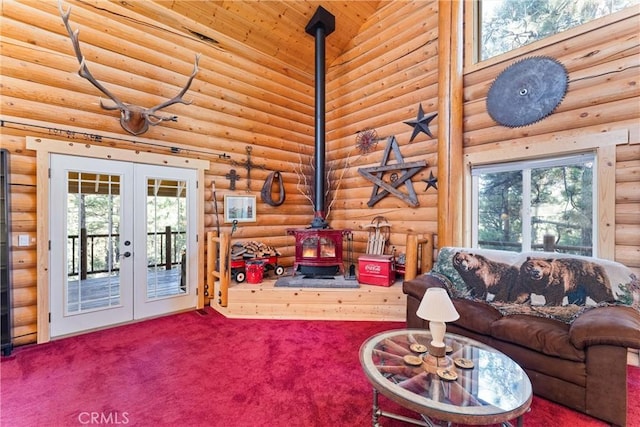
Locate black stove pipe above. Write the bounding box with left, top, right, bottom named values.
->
left=305, top=7, right=335, bottom=229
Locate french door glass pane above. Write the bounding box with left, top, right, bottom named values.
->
left=66, top=172, right=121, bottom=314
left=477, top=171, right=523, bottom=251
left=146, top=178, right=187, bottom=299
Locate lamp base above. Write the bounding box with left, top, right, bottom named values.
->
left=428, top=342, right=447, bottom=358
left=422, top=353, right=453, bottom=374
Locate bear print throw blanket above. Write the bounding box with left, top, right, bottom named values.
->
left=431, top=247, right=640, bottom=323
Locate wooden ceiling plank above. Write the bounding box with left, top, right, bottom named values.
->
left=201, top=2, right=315, bottom=70
left=153, top=1, right=383, bottom=75
left=117, top=0, right=313, bottom=80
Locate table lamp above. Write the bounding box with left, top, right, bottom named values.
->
left=416, top=287, right=459, bottom=357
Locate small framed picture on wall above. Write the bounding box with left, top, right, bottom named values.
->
left=224, top=195, right=257, bottom=223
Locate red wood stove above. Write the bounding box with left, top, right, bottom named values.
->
left=287, top=228, right=351, bottom=276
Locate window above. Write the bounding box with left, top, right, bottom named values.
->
left=478, top=0, right=639, bottom=61
left=472, top=153, right=596, bottom=256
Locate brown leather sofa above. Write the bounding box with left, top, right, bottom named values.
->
left=404, top=272, right=640, bottom=426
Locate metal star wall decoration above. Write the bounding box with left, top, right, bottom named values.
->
left=404, top=103, right=437, bottom=142
left=422, top=171, right=438, bottom=191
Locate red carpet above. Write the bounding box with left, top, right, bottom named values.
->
left=1, top=308, right=638, bottom=426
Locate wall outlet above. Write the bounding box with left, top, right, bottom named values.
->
left=18, top=234, right=30, bottom=247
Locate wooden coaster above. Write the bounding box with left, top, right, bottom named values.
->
left=403, top=355, right=423, bottom=366
left=409, top=343, right=428, bottom=354
left=436, top=368, right=458, bottom=381
left=454, top=358, right=474, bottom=369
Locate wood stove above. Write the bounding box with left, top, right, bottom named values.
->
left=287, top=228, right=351, bottom=276
left=287, top=7, right=351, bottom=278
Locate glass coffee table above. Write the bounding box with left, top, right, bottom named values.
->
left=359, top=329, right=532, bottom=426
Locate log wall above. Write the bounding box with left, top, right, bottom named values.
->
left=1, top=0, right=638, bottom=346
left=325, top=1, right=441, bottom=256
left=459, top=6, right=639, bottom=275
left=327, top=3, right=639, bottom=276
left=1, top=0, right=318, bottom=345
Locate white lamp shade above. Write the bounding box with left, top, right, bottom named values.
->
left=416, top=288, right=459, bottom=322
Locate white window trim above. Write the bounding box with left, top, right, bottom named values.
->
left=471, top=152, right=597, bottom=253
left=462, top=129, right=629, bottom=260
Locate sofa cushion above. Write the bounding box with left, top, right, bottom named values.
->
left=431, top=247, right=639, bottom=324
left=451, top=298, right=502, bottom=335
left=490, top=314, right=585, bottom=362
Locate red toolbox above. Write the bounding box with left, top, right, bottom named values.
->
left=358, top=254, right=396, bottom=286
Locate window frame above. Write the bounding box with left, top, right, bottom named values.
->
left=471, top=153, right=597, bottom=254
left=462, top=129, right=628, bottom=260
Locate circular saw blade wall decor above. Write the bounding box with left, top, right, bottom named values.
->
left=486, top=56, right=568, bottom=128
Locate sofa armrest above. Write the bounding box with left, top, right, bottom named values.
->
left=570, top=305, right=640, bottom=349
left=403, top=273, right=447, bottom=300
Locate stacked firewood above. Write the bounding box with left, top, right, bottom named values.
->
left=231, top=241, right=281, bottom=260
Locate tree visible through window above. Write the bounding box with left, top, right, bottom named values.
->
left=472, top=154, right=595, bottom=255
left=479, top=0, right=639, bottom=61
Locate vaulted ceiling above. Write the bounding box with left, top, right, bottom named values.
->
left=118, top=1, right=387, bottom=76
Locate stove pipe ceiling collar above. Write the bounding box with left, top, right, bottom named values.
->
left=305, top=6, right=335, bottom=229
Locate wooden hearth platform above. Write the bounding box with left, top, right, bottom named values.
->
left=211, top=277, right=406, bottom=322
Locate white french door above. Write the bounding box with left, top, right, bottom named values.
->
left=49, top=155, right=197, bottom=337
left=133, top=163, right=197, bottom=319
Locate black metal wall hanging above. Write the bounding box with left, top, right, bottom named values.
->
left=404, top=103, right=437, bottom=142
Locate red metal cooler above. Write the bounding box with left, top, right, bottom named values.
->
left=357, top=254, right=395, bottom=286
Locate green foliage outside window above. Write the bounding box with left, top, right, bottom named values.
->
left=474, top=155, right=594, bottom=255
left=480, top=0, right=639, bottom=61
left=478, top=171, right=523, bottom=251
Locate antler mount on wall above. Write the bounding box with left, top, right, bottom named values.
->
left=58, top=1, right=200, bottom=136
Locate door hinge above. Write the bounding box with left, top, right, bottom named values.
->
left=48, top=240, right=51, bottom=250
left=48, top=312, right=51, bottom=323
left=48, top=168, right=51, bottom=178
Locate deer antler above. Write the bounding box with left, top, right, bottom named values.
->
left=146, top=56, right=200, bottom=124
left=58, top=0, right=200, bottom=136
left=58, top=0, right=126, bottom=111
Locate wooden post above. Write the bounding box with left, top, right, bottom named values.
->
left=405, top=234, right=419, bottom=281
left=218, top=232, right=231, bottom=307
left=404, top=233, right=434, bottom=281
left=165, top=226, right=172, bottom=270
left=543, top=234, right=556, bottom=252
left=437, top=0, right=464, bottom=247
left=421, top=235, right=434, bottom=274
left=80, top=227, right=87, bottom=280
left=207, top=231, right=230, bottom=307
left=206, top=231, right=217, bottom=301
